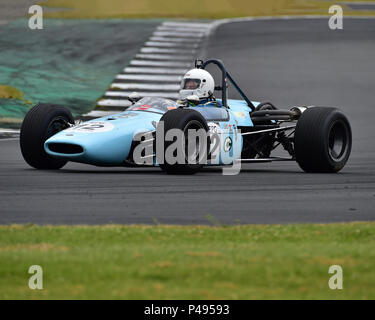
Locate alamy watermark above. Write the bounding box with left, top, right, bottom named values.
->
left=329, top=5, right=344, bottom=30
left=28, top=265, right=43, bottom=290
left=132, top=121, right=242, bottom=175
left=28, top=5, right=43, bottom=30
left=328, top=265, right=343, bottom=290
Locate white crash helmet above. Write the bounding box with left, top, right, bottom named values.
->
left=179, top=68, right=215, bottom=100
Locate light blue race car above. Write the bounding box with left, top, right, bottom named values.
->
left=20, top=59, right=352, bottom=174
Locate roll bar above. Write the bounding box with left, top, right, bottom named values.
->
left=195, top=59, right=255, bottom=111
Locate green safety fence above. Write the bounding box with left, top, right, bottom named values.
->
left=0, top=18, right=160, bottom=128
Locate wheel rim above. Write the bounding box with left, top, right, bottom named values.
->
left=183, top=120, right=206, bottom=164
left=328, top=120, right=350, bottom=162
left=45, top=117, right=71, bottom=140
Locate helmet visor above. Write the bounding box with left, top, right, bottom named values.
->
left=182, top=79, right=201, bottom=90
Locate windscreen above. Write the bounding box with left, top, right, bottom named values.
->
left=127, top=97, right=178, bottom=114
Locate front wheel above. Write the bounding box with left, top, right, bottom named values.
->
left=157, top=108, right=209, bottom=175
left=294, top=107, right=352, bottom=173
left=20, top=103, right=74, bottom=169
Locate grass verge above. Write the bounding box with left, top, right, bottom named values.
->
left=38, top=0, right=375, bottom=19
left=0, top=222, right=374, bottom=299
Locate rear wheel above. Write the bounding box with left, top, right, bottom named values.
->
left=294, top=107, right=352, bottom=173
left=20, top=103, right=74, bottom=169
left=157, top=108, right=209, bottom=175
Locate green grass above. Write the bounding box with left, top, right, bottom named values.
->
left=0, top=222, right=374, bottom=299
left=38, top=0, right=375, bottom=19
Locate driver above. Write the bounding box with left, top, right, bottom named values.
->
left=178, top=68, right=215, bottom=104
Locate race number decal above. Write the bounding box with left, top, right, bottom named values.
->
left=224, top=137, right=233, bottom=152
left=207, top=122, right=222, bottom=134
left=66, top=122, right=114, bottom=133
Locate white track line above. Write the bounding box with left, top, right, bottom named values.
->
left=340, top=1, right=375, bottom=3
left=209, top=15, right=375, bottom=33
left=123, top=67, right=188, bottom=74
left=135, top=53, right=193, bottom=61
left=130, top=60, right=191, bottom=67
left=153, top=31, right=204, bottom=38
left=97, top=100, right=132, bottom=107
left=145, top=41, right=198, bottom=48
left=162, top=21, right=213, bottom=28
left=156, top=26, right=211, bottom=33
left=150, top=36, right=201, bottom=43
left=105, top=91, right=179, bottom=99
left=115, top=74, right=182, bottom=82
left=0, top=129, right=20, bottom=134
left=156, top=27, right=212, bottom=34
left=140, top=47, right=196, bottom=54
left=111, top=83, right=181, bottom=91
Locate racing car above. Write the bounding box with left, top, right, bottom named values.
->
left=20, top=59, right=352, bottom=174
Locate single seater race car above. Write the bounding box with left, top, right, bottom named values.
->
left=20, top=59, right=352, bottom=174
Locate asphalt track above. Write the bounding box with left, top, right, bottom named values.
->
left=1, top=18, right=375, bottom=225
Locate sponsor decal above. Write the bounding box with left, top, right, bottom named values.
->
left=233, top=111, right=246, bottom=118
left=223, top=124, right=234, bottom=132
left=133, top=104, right=151, bottom=111
left=65, top=122, right=114, bottom=133
left=224, top=137, right=232, bottom=152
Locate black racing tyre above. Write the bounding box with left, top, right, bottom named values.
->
left=294, top=107, right=352, bottom=173
left=20, top=103, right=74, bottom=169
left=157, top=108, right=209, bottom=175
